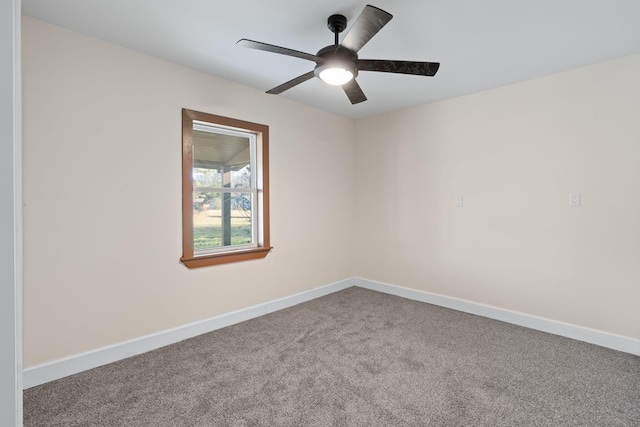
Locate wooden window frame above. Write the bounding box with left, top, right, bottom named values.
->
left=180, top=108, right=272, bottom=268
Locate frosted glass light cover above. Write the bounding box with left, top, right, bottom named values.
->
left=319, top=67, right=354, bottom=86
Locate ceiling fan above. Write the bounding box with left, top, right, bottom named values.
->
left=237, top=5, right=440, bottom=105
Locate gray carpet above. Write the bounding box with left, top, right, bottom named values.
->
left=24, top=287, right=640, bottom=426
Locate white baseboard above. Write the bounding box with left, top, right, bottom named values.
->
left=355, top=277, right=640, bottom=357
left=23, top=278, right=354, bottom=389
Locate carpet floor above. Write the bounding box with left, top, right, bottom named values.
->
left=24, top=287, right=640, bottom=426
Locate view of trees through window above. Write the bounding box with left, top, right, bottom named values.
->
left=192, top=165, right=253, bottom=251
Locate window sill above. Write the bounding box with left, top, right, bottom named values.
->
left=181, top=246, right=273, bottom=268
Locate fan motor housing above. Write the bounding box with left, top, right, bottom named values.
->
left=315, top=45, right=358, bottom=63
left=314, top=45, right=359, bottom=81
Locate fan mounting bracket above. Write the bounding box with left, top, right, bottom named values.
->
left=327, top=14, right=347, bottom=34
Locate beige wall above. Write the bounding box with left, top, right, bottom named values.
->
left=22, top=17, right=356, bottom=367
left=355, top=54, right=640, bottom=339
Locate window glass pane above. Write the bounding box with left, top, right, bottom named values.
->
left=193, top=129, right=252, bottom=189
left=193, top=192, right=253, bottom=253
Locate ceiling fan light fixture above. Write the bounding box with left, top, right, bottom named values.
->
left=315, top=61, right=357, bottom=86
left=238, top=5, right=439, bottom=104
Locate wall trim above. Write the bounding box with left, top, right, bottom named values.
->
left=23, top=278, right=354, bottom=389
left=3, top=0, right=23, bottom=425
left=355, top=277, right=640, bottom=357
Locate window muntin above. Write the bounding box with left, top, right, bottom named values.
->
left=181, top=109, right=271, bottom=268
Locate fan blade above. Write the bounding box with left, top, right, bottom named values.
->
left=237, top=39, right=321, bottom=62
left=266, top=71, right=316, bottom=95
left=341, top=5, right=393, bottom=52
left=357, top=59, right=440, bottom=76
left=342, top=79, right=367, bottom=104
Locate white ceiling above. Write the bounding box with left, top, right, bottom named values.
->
left=22, top=0, right=640, bottom=119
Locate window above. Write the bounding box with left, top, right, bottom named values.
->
left=181, top=109, right=271, bottom=267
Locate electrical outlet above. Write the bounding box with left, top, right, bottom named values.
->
left=569, top=193, right=581, bottom=207
left=455, top=196, right=463, bottom=207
